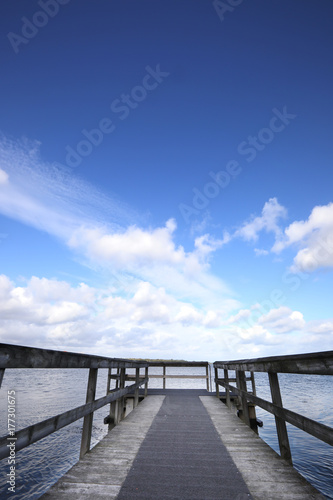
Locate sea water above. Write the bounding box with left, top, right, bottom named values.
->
left=0, top=367, right=332, bottom=499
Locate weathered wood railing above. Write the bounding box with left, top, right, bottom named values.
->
left=125, top=361, right=211, bottom=391
left=214, top=350, right=333, bottom=464
left=0, top=343, right=148, bottom=461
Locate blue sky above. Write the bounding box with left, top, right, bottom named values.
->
left=0, top=0, right=332, bottom=360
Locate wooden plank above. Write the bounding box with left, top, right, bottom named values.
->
left=42, top=396, right=166, bottom=499
left=0, top=378, right=148, bottom=460
left=217, top=379, right=333, bottom=446
left=80, top=368, right=98, bottom=458
left=0, top=343, right=148, bottom=369
left=201, top=396, right=325, bottom=500
left=214, top=350, right=333, bottom=375
left=269, top=372, right=292, bottom=464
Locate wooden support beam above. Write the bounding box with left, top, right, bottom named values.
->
left=80, top=368, right=98, bottom=458
left=144, top=367, right=148, bottom=397
left=236, top=370, right=250, bottom=426
left=163, top=365, right=166, bottom=389
left=214, top=366, right=219, bottom=398
left=116, top=368, right=126, bottom=423
left=224, top=369, right=231, bottom=408
left=115, top=367, right=120, bottom=389
left=250, top=371, right=256, bottom=396
left=134, top=368, right=140, bottom=408
left=268, top=372, right=292, bottom=464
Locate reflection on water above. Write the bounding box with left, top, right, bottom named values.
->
left=0, top=368, right=332, bottom=499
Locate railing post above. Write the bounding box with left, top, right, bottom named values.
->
left=248, top=371, right=258, bottom=434
left=80, top=368, right=98, bottom=458
left=206, top=364, right=209, bottom=391
left=144, top=366, right=148, bottom=396
left=115, top=367, right=120, bottom=389
left=134, top=367, right=140, bottom=408
left=0, top=369, right=5, bottom=389
left=106, top=367, right=111, bottom=393
left=224, top=369, right=231, bottom=408
left=163, top=365, right=166, bottom=389
left=250, top=371, right=256, bottom=396
left=214, top=366, right=219, bottom=398
left=236, top=370, right=250, bottom=426
left=116, top=367, right=126, bottom=423
left=105, top=368, right=116, bottom=431
left=268, top=372, right=292, bottom=464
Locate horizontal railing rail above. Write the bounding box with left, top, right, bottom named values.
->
left=145, top=361, right=211, bottom=391
left=214, top=350, right=333, bottom=375
left=214, top=350, right=333, bottom=464
left=0, top=343, right=148, bottom=461
left=0, top=343, right=146, bottom=370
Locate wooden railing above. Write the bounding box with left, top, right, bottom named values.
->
left=133, top=361, right=211, bottom=391
left=214, top=350, right=333, bottom=464
left=122, top=361, right=211, bottom=390
left=0, top=343, right=148, bottom=460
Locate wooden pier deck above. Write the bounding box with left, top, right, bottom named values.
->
left=42, top=390, right=325, bottom=500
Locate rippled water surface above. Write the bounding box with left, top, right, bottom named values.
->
left=0, top=367, right=332, bottom=499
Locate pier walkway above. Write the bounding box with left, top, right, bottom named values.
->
left=1, top=345, right=332, bottom=499
left=42, top=390, right=324, bottom=500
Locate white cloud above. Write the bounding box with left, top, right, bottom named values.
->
left=272, top=202, right=333, bottom=272
left=227, top=199, right=333, bottom=273
left=234, top=198, right=287, bottom=242
left=0, top=275, right=91, bottom=326
left=258, top=306, right=305, bottom=334
left=254, top=248, right=269, bottom=256
left=68, top=219, right=185, bottom=268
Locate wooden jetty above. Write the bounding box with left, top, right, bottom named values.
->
left=0, top=344, right=332, bottom=499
